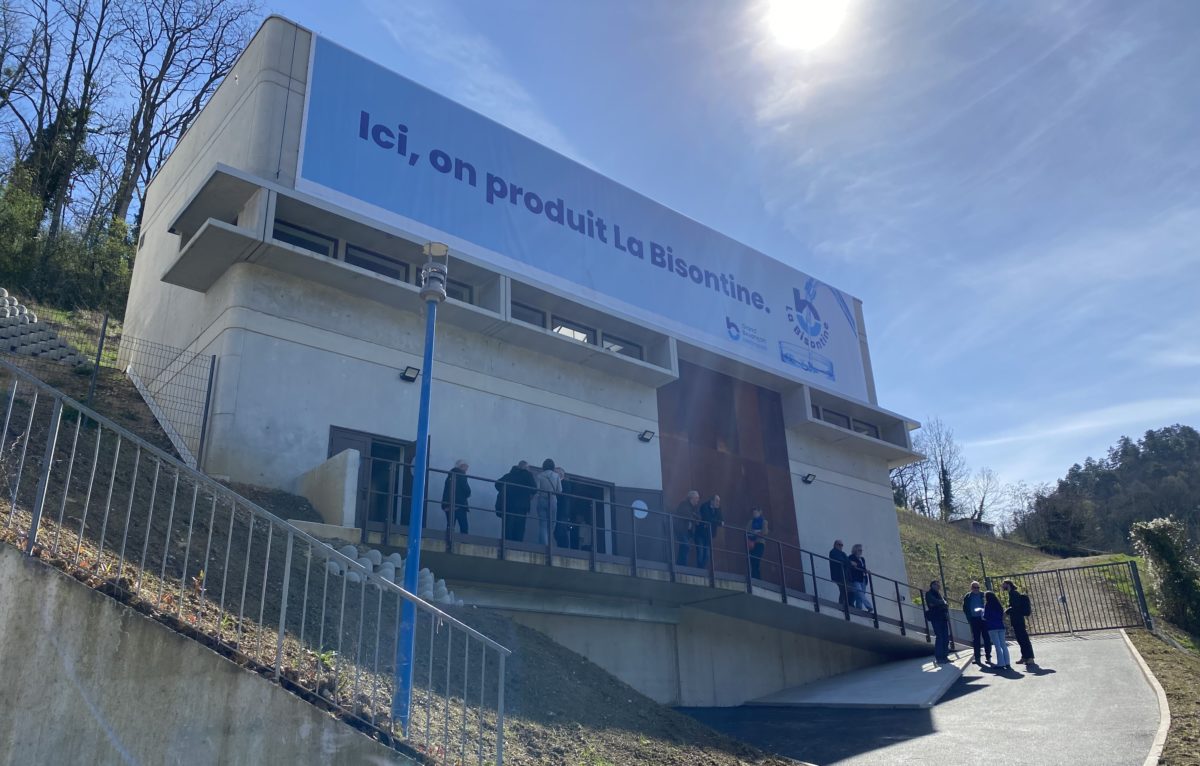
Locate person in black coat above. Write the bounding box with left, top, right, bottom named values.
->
left=495, top=461, right=537, bottom=543
left=828, top=539, right=849, bottom=606
left=441, top=459, right=472, bottom=534
left=961, top=581, right=993, bottom=664
left=695, top=494, right=724, bottom=569
left=1002, top=579, right=1035, bottom=663
left=925, top=579, right=952, bottom=664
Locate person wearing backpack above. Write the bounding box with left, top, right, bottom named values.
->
left=1002, top=579, right=1035, bottom=663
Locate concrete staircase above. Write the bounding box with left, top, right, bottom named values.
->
left=0, top=288, right=90, bottom=367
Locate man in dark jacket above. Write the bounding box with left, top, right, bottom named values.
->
left=828, top=539, right=849, bottom=607
left=847, top=543, right=874, bottom=612
left=441, top=459, right=472, bottom=535
left=1002, top=579, right=1035, bottom=663
left=961, top=581, right=993, bottom=664
left=695, top=494, right=724, bottom=569
left=495, top=461, right=537, bottom=543
left=674, top=491, right=701, bottom=567
left=925, top=579, right=952, bottom=664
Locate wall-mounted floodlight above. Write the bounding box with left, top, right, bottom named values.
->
left=638, top=430, right=655, bottom=443
left=801, top=473, right=817, bottom=484
left=399, top=366, right=420, bottom=382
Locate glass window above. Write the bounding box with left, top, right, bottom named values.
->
left=821, top=409, right=851, bottom=430
left=446, top=279, right=474, bottom=304
left=852, top=419, right=881, bottom=439
left=345, top=244, right=409, bottom=282
left=273, top=220, right=336, bottom=257
left=511, top=301, right=546, bottom=328
left=551, top=316, right=597, bottom=345
left=601, top=333, right=643, bottom=360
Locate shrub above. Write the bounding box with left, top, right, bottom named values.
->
left=1130, top=517, right=1200, bottom=634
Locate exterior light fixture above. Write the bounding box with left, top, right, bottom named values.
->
left=802, top=473, right=817, bottom=484
left=638, top=430, right=655, bottom=442
left=399, top=366, right=420, bottom=382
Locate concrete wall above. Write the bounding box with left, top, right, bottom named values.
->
left=125, top=16, right=308, bottom=352
left=499, top=603, right=888, bottom=707
left=0, top=546, right=409, bottom=766
left=787, top=428, right=909, bottom=600
left=185, top=264, right=662, bottom=539
left=297, top=448, right=359, bottom=526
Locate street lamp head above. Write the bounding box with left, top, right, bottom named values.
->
left=419, top=243, right=449, bottom=303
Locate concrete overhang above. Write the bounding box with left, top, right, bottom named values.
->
left=492, top=321, right=677, bottom=387
left=783, top=385, right=923, bottom=468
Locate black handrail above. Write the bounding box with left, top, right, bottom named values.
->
left=345, top=454, right=935, bottom=639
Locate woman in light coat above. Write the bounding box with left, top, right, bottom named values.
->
left=534, top=458, right=562, bottom=546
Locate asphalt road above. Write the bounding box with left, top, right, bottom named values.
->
left=682, top=631, right=1160, bottom=766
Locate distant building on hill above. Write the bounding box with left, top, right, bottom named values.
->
left=950, top=518, right=997, bottom=538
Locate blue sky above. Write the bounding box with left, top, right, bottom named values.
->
left=269, top=0, right=1200, bottom=489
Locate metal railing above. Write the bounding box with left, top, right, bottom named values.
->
left=0, top=358, right=510, bottom=765
left=352, top=455, right=937, bottom=642
left=0, top=303, right=216, bottom=465
left=989, top=561, right=1149, bottom=637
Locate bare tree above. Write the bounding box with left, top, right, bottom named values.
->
left=109, top=0, right=255, bottom=224
left=964, top=466, right=1002, bottom=522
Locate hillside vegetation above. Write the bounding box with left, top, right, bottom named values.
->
left=896, top=508, right=1060, bottom=598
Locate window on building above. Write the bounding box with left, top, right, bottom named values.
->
left=811, top=404, right=821, bottom=420
left=852, top=419, right=880, bottom=439
left=446, top=279, right=474, bottom=304
left=511, top=301, right=546, bottom=328
left=273, top=220, right=336, bottom=257
left=821, top=409, right=851, bottom=430
left=601, top=333, right=643, bottom=361
left=345, top=244, right=409, bottom=282
left=551, top=316, right=597, bottom=345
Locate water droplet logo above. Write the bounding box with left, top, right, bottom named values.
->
left=785, top=278, right=830, bottom=350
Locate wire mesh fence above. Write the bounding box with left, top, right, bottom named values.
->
left=0, top=357, right=510, bottom=764
left=0, top=292, right=214, bottom=465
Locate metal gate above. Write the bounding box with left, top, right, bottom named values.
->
left=988, top=560, right=1151, bottom=636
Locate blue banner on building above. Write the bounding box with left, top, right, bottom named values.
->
left=297, top=35, right=869, bottom=400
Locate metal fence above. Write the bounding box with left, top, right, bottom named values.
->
left=988, top=561, right=1150, bottom=636
left=350, top=454, right=938, bottom=642
left=0, top=358, right=510, bottom=764
left=0, top=302, right=215, bottom=466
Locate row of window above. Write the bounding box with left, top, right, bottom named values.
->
left=512, top=301, right=644, bottom=361
left=273, top=220, right=474, bottom=304
left=811, top=404, right=881, bottom=440
left=273, top=220, right=645, bottom=362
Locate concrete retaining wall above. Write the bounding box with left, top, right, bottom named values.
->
left=501, top=604, right=889, bottom=707
left=0, top=545, right=411, bottom=766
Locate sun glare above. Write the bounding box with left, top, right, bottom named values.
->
left=767, top=0, right=850, bottom=51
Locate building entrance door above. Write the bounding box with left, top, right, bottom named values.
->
left=560, top=475, right=612, bottom=553
left=328, top=427, right=414, bottom=532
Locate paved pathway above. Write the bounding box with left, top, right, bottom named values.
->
left=683, top=631, right=1161, bottom=766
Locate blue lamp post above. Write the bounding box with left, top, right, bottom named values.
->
left=393, top=242, right=449, bottom=731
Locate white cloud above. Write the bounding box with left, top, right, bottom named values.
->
left=364, top=0, right=582, bottom=164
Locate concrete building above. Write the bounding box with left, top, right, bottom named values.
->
left=125, top=16, right=926, bottom=706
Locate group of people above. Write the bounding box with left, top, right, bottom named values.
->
left=923, top=578, right=1035, bottom=670
left=673, top=490, right=772, bottom=578
left=442, top=458, right=570, bottom=546
left=827, top=539, right=875, bottom=611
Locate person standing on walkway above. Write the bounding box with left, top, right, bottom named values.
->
left=441, top=459, right=472, bottom=534
left=984, top=590, right=1012, bottom=670
left=961, top=581, right=993, bottom=664
left=495, top=460, right=537, bottom=543
left=674, top=490, right=701, bottom=567
left=695, top=494, right=724, bottom=569
left=925, top=580, right=952, bottom=664
left=847, top=544, right=874, bottom=612
left=746, top=507, right=768, bottom=580
left=1002, top=579, right=1035, bottom=664
left=534, top=459, right=562, bottom=546
left=829, top=540, right=850, bottom=607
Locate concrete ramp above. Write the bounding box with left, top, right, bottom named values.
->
left=748, top=654, right=968, bottom=709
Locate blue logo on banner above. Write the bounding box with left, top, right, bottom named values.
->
left=726, top=316, right=741, bottom=341
left=786, top=278, right=831, bottom=350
